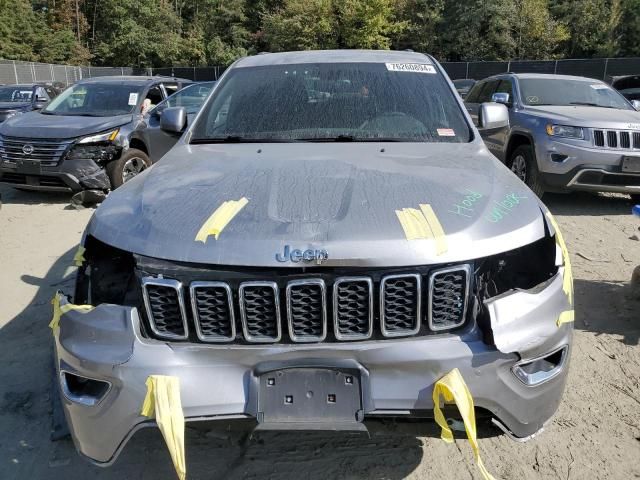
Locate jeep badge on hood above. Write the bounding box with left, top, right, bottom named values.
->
left=276, top=245, right=329, bottom=264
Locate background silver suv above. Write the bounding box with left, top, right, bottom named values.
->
left=465, top=73, right=640, bottom=202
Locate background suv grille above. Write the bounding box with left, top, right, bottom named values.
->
left=0, top=136, right=72, bottom=166
left=429, top=266, right=470, bottom=331
left=139, top=264, right=471, bottom=344
left=592, top=129, right=640, bottom=150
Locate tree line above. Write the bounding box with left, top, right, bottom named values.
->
left=1, top=0, right=639, bottom=67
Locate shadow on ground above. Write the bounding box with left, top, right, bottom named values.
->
left=0, top=247, right=429, bottom=480
left=544, top=191, right=636, bottom=217
left=574, top=278, right=640, bottom=346
left=0, top=186, right=71, bottom=206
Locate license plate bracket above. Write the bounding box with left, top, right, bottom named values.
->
left=16, top=159, right=41, bottom=175
left=257, top=368, right=363, bottom=428
left=622, top=155, right=640, bottom=173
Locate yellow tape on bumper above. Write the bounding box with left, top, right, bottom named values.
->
left=395, top=203, right=448, bottom=255
left=195, top=197, right=248, bottom=243
left=433, top=368, right=496, bottom=480
left=545, top=211, right=573, bottom=306
left=72, top=245, right=86, bottom=267
left=141, top=375, right=186, bottom=480
left=49, top=292, right=94, bottom=331
left=557, top=309, right=575, bottom=326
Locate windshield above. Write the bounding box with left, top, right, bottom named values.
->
left=191, top=62, right=470, bottom=143
left=520, top=78, right=631, bottom=109
left=156, top=82, right=215, bottom=114
left=0, top=86, right=33, bottom=103
left=43, top=82, right=144, bottom=116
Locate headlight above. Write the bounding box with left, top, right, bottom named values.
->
left=67, top=144, right=118, bottom=161
left=78, top=129, right=119, bottom=144
left=545, top=124, right=584, bottom=139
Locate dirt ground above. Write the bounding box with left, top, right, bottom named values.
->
left=0, top=184, right=639, bottom=480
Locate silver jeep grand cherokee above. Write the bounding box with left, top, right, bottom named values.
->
left=465, top=73, right=640, bottom=202
left=53, top=50, right=573, bottom=466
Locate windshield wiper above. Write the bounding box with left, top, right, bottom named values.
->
left=190, top=135, right=300, bottom=144
left=568, top=102, right=616, bottom=108
left=295, top=135, right=408, bottom=142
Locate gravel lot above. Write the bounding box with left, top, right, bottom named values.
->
left=0, top=184, right=639, bottom=480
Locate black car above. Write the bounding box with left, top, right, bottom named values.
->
left=0, top=76, right=200, bottom=194
left=0, top=83, right=62, bottom=123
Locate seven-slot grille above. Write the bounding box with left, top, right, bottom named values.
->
left=592, top=129, right=640, bottom=149
left=0, top=136, right=73, bottom=166
left=141, top=265, right=470, bottom=344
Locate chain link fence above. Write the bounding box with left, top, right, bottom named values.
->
left=1, top=57, right=639, bottom=87
left=440, top=57, right=640, bottom=82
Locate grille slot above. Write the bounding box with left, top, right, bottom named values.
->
left=286, top=279, right=327, bottom=342
left=239, top=282, right=281, bottom=342
left=0, top=136, right=72, bottom=166
left=634, top=132, right=640, bottom=149
left=607, top=130, right=618, bottom=148
left=620, top=131, right=631, bottom=149
left=593, top=130, right=605, bottom=147
left=142, top=277, right=188, bottom=340
left=428, top=266, right=470, bottom=331
left=333, top=277, right=373, bottom=340
left=380, top=274, right=421, bottom=337
left=190, top=282, right=235, bottom=342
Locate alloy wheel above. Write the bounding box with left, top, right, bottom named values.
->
left=122, top=157, right=147, bottom=183
left=511, top=155, right=527, bottom=182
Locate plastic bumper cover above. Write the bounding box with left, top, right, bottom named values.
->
left=0, top=159, right=110, bottom=192
left=53, top=272, right=572, bottom=465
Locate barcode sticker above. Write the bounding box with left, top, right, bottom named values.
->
left=437, top=128, right=455, bottom=137
left=128, top=93, right=139, bottom=105
left=385, top=63, right=436, bottom=74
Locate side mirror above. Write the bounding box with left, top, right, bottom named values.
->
left=491, top=92, right=510, bottom=106
left=631, top=100, right=640, bottom=111
left=479, top=102, right=510, bottom=130
left=160, top=107, right=187, bottom=134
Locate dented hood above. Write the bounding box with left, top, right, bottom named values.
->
left=87, top=142, right=547, bottom=267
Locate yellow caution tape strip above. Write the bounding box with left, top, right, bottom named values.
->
left=557, top=309, right=575, bottom=327
left=433, top=368, right=496, bottom=480
left=73, top=245, right=86, bottom=267
left=195, top=197, right=248, bottom=243
left=49, top=292, right=94, bottom=331
left=545, top=212, right=574, bottom=323
left=395, top=203, right=448, bottom=255
left=141, top=375, right=186, bottom=480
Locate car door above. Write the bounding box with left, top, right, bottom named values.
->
left=141, top=84, right=210, bottom=162
left=464, top=79, right=499, bottom=126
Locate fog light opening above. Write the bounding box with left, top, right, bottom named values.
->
left=60, top=371, right=111, bottom=406
left=550, top=153, right=568, bottom=163
left=512, top=345, right=568, bottom=386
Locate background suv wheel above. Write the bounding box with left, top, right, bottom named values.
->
left=509, top=145, right=545, bottom=198
left=106, top=148, right=152, bottom=189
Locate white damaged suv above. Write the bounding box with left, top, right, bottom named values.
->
left=52, top=50, right=574, bottom=471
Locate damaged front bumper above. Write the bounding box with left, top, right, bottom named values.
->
left=53, top=271, right=572, bottom=466
left=0, top=158, right=110, bottom=192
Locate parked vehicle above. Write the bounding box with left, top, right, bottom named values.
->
left=0, top=83, right=62, bottom=123
left=611, top=75, right=640, bottom=102
left=465, top=73, right=640, bottom=202
left=0, top=76, right=195, bottom=193
left=54, top=50, right=573, bottom=468
left=452, top=78, right=476, bottom=98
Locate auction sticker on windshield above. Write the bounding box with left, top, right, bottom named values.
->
left=385, top=63, right=436, bottom=74
left=128, top=93, right=139, bottom=106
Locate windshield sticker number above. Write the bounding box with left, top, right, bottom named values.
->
left=128, top=93, right=139, bottom=106
left=590, top=84, right=608, bottom=90
left=385, top=63, right=436, bottom=74
left=526, top=96, right=539, bottom=104
left=437, top=128, right=455, bottom=137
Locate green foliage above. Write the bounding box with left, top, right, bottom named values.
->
left=0, top=0, right=638, bottom=66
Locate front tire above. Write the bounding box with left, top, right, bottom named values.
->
left=509, top=144, right=545, bottom=198
left=106, top=148, right=151, bottom=190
